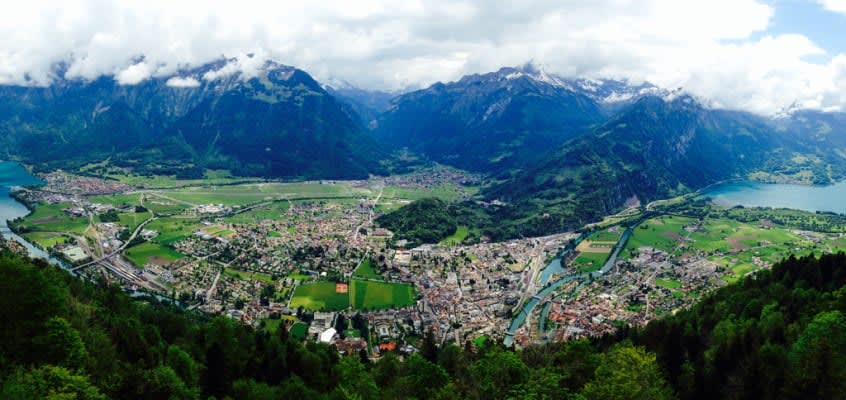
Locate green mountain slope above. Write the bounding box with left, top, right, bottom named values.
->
left=458, top=95, right=846, bottom=240
left=0, top=60, right=385, bottom=179
left=373, top=65, right=604, bottom=173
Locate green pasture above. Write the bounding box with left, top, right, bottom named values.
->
left=572, top=252, right=609, bottom=273
left=351, top=279, right=415, bottom=310
left=353, top=259, right=382, bottom=280
left=440, top=226, right=470, bottom=246
left=289, top=282, right=350, bottom=311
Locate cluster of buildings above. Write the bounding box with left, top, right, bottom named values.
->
left=15, top=169, right=793, bottom=355
left=39, top=171, right=131, bottom=195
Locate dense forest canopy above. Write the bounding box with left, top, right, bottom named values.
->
left=1, top=249, right=845, bottom=399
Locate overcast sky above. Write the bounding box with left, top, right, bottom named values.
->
left=1, top=0, right=845, bottom=114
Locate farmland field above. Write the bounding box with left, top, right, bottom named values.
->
left=141, top=196, right=191, bottom=214
left=21, top=231, right=68, bottom=249
left=571, top=252, right=609, bottom=272
left=588, top=228, right=623, bottom=242
left=381, top=184, right=473, bottom=203
left=623, top=215, right=807, bottom=260
left=289, top=282, right=350, bottom=311
left=87, top=193, right=143, bottom=207
left=116, top=211, right=151, bottom=230
left=623, top=215, right=697, bottom=257
left=203, top=225, right=236, bottom=238
left=145, top=217, right=200, bottom=245
left=124, top=242, right=184, bottom=267
left=350, top=279, right=415, bottom=310
left=14, top=203, right=90, bottom=234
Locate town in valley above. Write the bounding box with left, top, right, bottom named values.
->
left=9, top=167, right=846, bottom=357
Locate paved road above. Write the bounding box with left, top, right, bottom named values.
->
left=353, top=186, right=383, bottom=241
left=71, top=215, right=157, bottom=271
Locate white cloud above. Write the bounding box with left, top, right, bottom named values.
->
left=819, top=0, right=846, bottom=14
left=165, top=76, right=200, bottom=88
left=0, top=0, right=844, bottom=113
left=202, top=51, right=269, bottom=81
left=115, top=61, right=153, bottom=85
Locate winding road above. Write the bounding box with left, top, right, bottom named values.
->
left=70, top=215, right=157, bottom=271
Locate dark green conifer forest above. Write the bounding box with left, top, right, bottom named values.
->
left=1, top=251, right=845, bottom=399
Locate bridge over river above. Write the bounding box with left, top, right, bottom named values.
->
left=504, top=223, right=636, bottom=347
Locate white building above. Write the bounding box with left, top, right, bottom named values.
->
left=319, top=328, right=337, bottom=343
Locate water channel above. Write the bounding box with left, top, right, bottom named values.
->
left=504, top=226, right=634, bottom=347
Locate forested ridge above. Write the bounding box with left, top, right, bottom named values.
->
left=1, top=250, right=845, bottom=399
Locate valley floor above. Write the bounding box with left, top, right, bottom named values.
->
left=8, top=168, right=846, bottom=354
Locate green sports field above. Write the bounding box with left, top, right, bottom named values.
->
left=124, top=242, right=184, bottom=267
left=289, top=282, right=350, bottom=311
left=351, top=279, right=415, bottom=310
left=289, top=322, right=309, bottom=340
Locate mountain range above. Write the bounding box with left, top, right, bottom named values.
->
left=0, top=60, right=384, bottom=179
left=2, top=60, right=846, bottom=239
left=370, top=64, right=846, bottom=240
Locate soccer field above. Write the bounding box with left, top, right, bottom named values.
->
left=124, top=242, right=184, bottom=267
left=350, top=279, right=415, bottom=310
left=289, top=282, right=350, bottom=311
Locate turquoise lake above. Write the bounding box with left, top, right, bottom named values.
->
left=701, top=180, right=846, bottom=214
left=0, top=161, right=58, bottom=261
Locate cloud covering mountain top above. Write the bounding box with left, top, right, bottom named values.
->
left=1, top=0, right=845, bottom=114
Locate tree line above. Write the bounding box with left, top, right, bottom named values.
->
left=0, top=249, right=845, bottom=399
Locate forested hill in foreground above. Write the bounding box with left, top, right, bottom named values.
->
left=2, top=249, right=846, bottom=399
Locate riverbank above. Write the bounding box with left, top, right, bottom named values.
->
left=504, top=219, right=642, bottom=347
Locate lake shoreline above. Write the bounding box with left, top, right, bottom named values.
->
left=700, top=179, right=846, bottom=215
